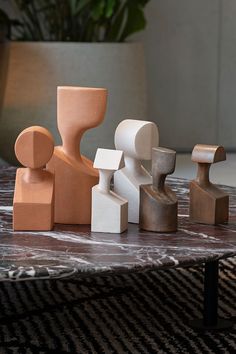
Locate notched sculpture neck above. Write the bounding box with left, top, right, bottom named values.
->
left=61, top=129, right=85, bottom=162
left=98, top=170, right=113, bottom=193
left=124, top=156, right=147, bottom=177
left=23, top=168, right=45, bottom=183
left=196, top=163, right=211, bottom=186
left=152, top=173, right=167, bottom=193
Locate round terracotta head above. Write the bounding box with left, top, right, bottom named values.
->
left=57, top=86, right=108, bottom=139
left=15, top=126, right=54, bottom=168
left=115, top=119, right=159, bottom=160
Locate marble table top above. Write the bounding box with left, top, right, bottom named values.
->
left=0, top=166, right=236, bottom=282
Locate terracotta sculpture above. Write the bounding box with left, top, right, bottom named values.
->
left=114, top=119, right=159, bottom=223
left=189, top=144, right=229, bottom=225
left=47, top=86, right=107, bottom=224
left=91, top=148, right=128, bottom=233
left=13, top=126, right=54, bottom=231
left=140, top=147, right=178, bottom=232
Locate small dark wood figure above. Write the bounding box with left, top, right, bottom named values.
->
left=189, top=144, right=229, bottom=225
left=140, top=147, right=178, bottom=232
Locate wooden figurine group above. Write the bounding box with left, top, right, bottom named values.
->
left=13, top=86, right=229, bottom=234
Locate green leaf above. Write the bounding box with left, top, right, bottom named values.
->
left=11, top=0, right=149, bottom=41
left=70, top=0, right=91, bottom=16
left=120, top=2, right=147, bottom=41
left=105, top=0, right=116, bottom=18
left=70, top=0, right=77, bottom=14
left=106, top=2, right=126, bottom=41
left=91, top=0, right=106, bottom=21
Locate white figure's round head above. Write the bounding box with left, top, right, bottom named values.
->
left=114, top=119, right=159, bottom=160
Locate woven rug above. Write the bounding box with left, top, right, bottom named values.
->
left=0, top=258, right=235, bottom=354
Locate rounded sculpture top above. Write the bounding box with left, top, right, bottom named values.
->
left=191, top=144, right=226, bottom=164
left=114, top=119, right=159, bottom=160
left=57, top=86, right=108, bottom=135
left=15, top=126, right=54, bottom=169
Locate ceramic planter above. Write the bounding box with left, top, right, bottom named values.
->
left=0, top=42, right=147, bottom=164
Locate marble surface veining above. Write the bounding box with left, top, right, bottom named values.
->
left=0, top=167, right=236, bottom=281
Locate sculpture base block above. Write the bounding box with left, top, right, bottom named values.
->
left=140, top=184, right=178, bottom=233
left=92, top=186, right=128, bottom=233
left=190, top=181, right=229, bottom=225
left=13, top=169, right=54, bottom=231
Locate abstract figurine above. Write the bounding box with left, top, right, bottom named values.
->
left=91, top=148, right=128, bottom=233
left=140, top=147, right=178, bottom=232
left=13, top=126, right=54, bottom=231
left=47, top=86, right=107, bottom=224
left=114, top=119, right=159, bottom=223
left=189, top=144, right=229, bottom=225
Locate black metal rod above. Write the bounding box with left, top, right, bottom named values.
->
left=203, top=260, right=219, bottom=327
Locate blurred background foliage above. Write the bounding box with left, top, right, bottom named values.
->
left=0, top=0, right=150, bottom=42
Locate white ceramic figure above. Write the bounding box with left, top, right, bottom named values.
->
left=114, top=119, right=159, bottom=223
left=91, top=148, right=128, bottom=233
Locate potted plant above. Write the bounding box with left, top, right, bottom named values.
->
left=0, top=0, right=150, bottom=164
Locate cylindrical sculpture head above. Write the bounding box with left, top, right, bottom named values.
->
left=57, top=86, right=107, bottom=139
left=152, top=147, right=176, bottom=176
left=114, top=119, right=159, bottom=160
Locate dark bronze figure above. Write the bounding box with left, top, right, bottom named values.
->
left=140, top=147, right=178, bottom=232
left=189, top=144, right=229, bottom=225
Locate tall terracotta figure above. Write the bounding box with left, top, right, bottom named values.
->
left=47, top=86, right=107, bottom=224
